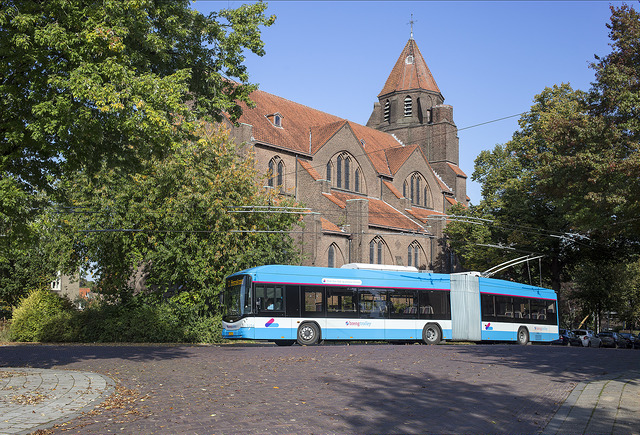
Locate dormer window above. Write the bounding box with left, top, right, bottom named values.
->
left=406, top=55, right=414, bottom=64
left=266, top=112, right=284, bottom=128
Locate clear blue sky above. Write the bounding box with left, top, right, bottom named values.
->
left=193, top=1, right=627, bottom=204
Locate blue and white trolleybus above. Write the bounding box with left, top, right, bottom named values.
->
left=221, top=264, right=559, bottom=345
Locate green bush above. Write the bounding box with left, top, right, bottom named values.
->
left=9, top=287, right=225, bottom=343
left=10, top=288, right=77, bottom=342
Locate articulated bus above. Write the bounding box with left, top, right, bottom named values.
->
left=221, top=264, right=559, bottom=346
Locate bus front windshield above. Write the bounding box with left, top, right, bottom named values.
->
left=222, top=275, right=252, bottom=321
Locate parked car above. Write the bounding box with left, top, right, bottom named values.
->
left=628, top=333, right=640, bottom=349
left=572, top=329, right=602, bottom=347
left=617, top=332, right=635, bottom=349
left=597, top=331, right=619, bottom=348
left=552, top=329, right=582, bottom=346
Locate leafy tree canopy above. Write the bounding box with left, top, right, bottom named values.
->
left=1, top=0, right=274, bottom=245
left=52, top=124, right=301, bottom=303
left=446, top=5, right=640, bottom=326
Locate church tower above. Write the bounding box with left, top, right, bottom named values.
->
left=367, top=37, right=466, bottom=203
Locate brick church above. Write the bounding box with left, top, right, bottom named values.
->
left=225, top=37, right=468, bottom=272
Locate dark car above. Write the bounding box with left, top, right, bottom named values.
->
left=617, top=332, right=635, bottom=349
left=598, top=331, right=618, bottom=348
left=552, top=329, right=582, bottom=346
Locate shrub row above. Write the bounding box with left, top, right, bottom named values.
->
left=9, top=288, right=224, bottom=343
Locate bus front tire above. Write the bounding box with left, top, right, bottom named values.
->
left=517, top=326, right=530, bottom=345
left=297, top=323, right=320, bottom=346
left=422, top=323, right=442, bottom=345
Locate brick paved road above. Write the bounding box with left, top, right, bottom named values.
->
left=1, top=343, right=638, bottom=434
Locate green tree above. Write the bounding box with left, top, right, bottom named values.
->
left=446, top=5, right=640, bottom=323
left=445, top=85, right=584, bottom=291
left=1, top=0, right=274, bottom=248
left=55, top=124, right=301, bottom=304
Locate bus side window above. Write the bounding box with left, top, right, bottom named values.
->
left=389, top=290, right=418, bottom=319
left=255, top=284, right=284, bottom=313
left=303, top=286, right=325, bottom=317
left=495, top=296, right=514, bottom=320
left=481, top=294, right=495, bottom=321
left=359, top=289, right=388, bottom=319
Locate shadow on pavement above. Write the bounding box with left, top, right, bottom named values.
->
left=0, top=344, right=195, bottom=368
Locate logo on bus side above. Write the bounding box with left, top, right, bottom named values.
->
left=265, top=318, right=279, bottom=328
left=484, top=323, right=493, bottom=331
left=345, top=321, right=372, bottom=327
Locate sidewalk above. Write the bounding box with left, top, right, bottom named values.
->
left=543, top=370, right=640, bottom=435
left=0, top=368, right=114, bottom=435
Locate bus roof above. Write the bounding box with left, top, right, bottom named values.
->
left=227, top=265, right=556, bottom=299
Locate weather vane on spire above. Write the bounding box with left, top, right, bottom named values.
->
left=408, top=14, right=417, bottom=39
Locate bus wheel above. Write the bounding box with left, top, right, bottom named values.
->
left=422, top=323, right=441, bottom=345
left=274, top=340, right=295, bottom=346
left=517, top=327, right=529, bottom=345
left=297, top=323, right=320, bottom=346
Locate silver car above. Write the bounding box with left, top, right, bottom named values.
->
left=572, top=329, right=602, bottom=347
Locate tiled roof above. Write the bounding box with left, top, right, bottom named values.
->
left=406, top=207, right=446, bottom=224
left=331, top=191, right=426, bottom=233
left=310, top=120, right=346, bottom=154
left=382, top=180, right=403, bottom=199
left=298, top=159, right=322, bottom=181
left=236, top=89, right=343, bottom=154
left=322, top=192, right=346, bottom=209
left=235, top=89, right=402, bottom=177
left=445, top=196, right=458, bottom=206
left=384, top=145, right=419, bottom=175
left=447, top=162, right=467, bottom=178
left=321, top=217, right=344, bottom=234
left=379, top=39, right=441, bottom=97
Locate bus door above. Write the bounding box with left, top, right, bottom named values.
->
left=358, top=289, right=388, bottom=340
left=450, top=274, right=482, bottom=341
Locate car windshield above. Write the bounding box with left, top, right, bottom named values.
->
left=599, top=332, right=613, bottom=337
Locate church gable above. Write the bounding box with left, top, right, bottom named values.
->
left=222, top=33, right=466, bottom=272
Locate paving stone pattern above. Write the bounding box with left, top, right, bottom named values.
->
left=0, top=343, right=638, bottom=435
left=0, top=368, right=113, bottom=435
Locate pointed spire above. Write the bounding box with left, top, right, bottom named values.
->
left=378, top=38, right=441, bottom=97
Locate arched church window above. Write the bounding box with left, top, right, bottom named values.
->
left=344, top=158, right=350, bottom=190
left=268, top=159, right=275, bottom=187
left=328, top=244, right=335, bottom=268
left=277, top=160, right=284, bottom=187
left=354, top=169, right=360, bottom=193
left=369, top=237, right=386, bottom=265
left=336, top=155, right=343, bottom=188
left=268, top=157, right=284, bottom=189
left=384, top=100, right=390, bottom=123
left=408, top=242, right=420, bottom=268
left=326, top=162, right=332, bottom=182
left=407, top=172, right=426, bottom=206
left=404, top=96, right=412, bottom=117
